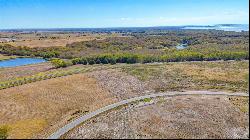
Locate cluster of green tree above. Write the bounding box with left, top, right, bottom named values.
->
left=71, top=53, right=141, bottom=65
left=0, top=44, right=65, bottom=58
left=70, top=50, right=249, bottom=66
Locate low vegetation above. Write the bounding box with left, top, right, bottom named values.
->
left=142, top=98, right=152, bottom=102
left=0, top=65, right=116, bottom=90
left=0, top=73, right=117, bottom=139
left=50, top=58, right=72, bottom=68
left=121, top=61, right=249, bottom=93
left=64, top=95, right=249, bottom=139
left=0, top=61, right=248, bottom=92
left=0, top=126, right=8, bottom=139
left=0, top=54, right=16, bottom=61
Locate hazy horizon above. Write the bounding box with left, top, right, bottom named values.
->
left=0, top=24, right=249, bottom=30
left=0, top=0, right=249, bottom=29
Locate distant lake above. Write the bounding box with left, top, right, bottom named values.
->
left=0, top=58, right=46, bottom=68
left=183, top=24, right=249, bottom=32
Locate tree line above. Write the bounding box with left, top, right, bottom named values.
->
left=68, top=51, right=248, bottom=66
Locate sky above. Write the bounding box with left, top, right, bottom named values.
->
left=0, top=0, right=249, bottom=29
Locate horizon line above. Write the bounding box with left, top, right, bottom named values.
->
left=0, top=24, right=249, bottom=30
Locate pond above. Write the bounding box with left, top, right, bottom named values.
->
left=0, top=58, right=46, bottom=68
left=176, top=44, right=188, bottom=50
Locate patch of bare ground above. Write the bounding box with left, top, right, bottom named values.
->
left=0, top=73, right=117, bottom=139
left=87, top=69, right=154, bottom=100
left=65, top=95, right=249, bottom=139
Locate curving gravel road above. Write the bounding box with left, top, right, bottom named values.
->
left=47, top=90, right=249, bottom=139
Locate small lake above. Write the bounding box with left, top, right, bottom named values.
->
left=176, top=44, right=188, bottom=50
left=0, top=58, right=46, bottom=68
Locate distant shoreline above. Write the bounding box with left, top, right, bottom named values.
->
left=0, top=24, right=248, bottom=32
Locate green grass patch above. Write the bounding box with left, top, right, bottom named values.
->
left=0, top=126, right=9, bottom=139
left=142, top=98, right=152, bottom=102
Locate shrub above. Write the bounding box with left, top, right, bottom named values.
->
left=142, top=98, right=152, bottom=102
left=71, top=58, right=81, bottom=65
left=109, top=58, right=116, bottom=65
left=88, top=60, right=95, bottom=65
left=100, top=58, right=109, bottom=64
left=95, top=59, right=101, bottom=64
left=80, top=58, right=88, bottom=65
left=50, top=58, right=67, bottom=68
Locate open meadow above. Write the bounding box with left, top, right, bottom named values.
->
left=0, top=32, right=125, bottom=48
left=0, top=60, right=249, bottom=138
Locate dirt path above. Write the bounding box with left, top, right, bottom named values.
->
left=47, top=90, right=248, bottom=139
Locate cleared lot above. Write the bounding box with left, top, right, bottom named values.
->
left=65, top=95, right=249, bottom=139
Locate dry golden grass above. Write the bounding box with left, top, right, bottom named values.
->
left=229, top=97, right=249, bottom=113
left=4, top=36, right=100, bottom=48
left=0, top=73, right=117, bottom=139
left=122, top=61, right=249, bottom=92
left=4, top=119, right=47, bottom=139
left=0, top=54, right=16, bottom=61
left=178, top=62, right=248, bottom=83
left=0, top=61, right=248, bottom=138
left=0, top=32, right=126, bottom=48
left=0, top=62, right=53, bottom=82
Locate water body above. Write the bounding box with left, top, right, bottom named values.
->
left=176, top=44, right=188, bottom=50
left=183, top=24, right=249, bottom=32
left=0, top=58, right=46, bottom=68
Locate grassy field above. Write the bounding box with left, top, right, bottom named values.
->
left=0, top=60, right=248, bottom=138
left=121, top=61, right=249, bottom=93
left=0, top=73, right=117, bottom=139
left=0, top=54, right=16, bottom=61
left=0, top=62, right=53, bottom=82
left=0, top=32, right=125, bottom=48
left=1, top=61, right=248, bottom=92
left=0, top=64, right=118, bottom=90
